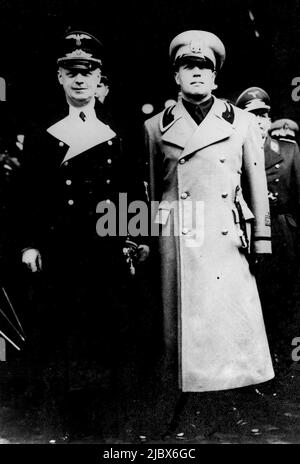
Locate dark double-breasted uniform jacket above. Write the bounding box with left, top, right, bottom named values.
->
left=256, top=136, right=300, bottom=361
left=18, top=100, right=144, bottom=372
left=264, top=135, right=300, bottom=261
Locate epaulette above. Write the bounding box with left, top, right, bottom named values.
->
left=221, top=102, right=235, bottom=125
left=160, top=104, right=177, bottom=133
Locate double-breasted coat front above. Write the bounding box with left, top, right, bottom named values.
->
left=144, top=97, right=274, bottom=392
left=18, top=101, right=143, bottom=383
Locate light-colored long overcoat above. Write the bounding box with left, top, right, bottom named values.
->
left=144, top=97, right=274, bottom=392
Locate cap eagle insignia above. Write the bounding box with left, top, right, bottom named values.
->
left=66, top=33, right=91, bottom=47
left=189, top=40, right=204, bottom=57
left=248, top=90, right=259, bottom=98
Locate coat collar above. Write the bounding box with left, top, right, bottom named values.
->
left=46, top=102, right=116, bottom=163
left=161, top=97, right=235, bottom=157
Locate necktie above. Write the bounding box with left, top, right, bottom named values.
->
left=79, top=111, right=86, bottom=122
left=194, top=105, right=204, bottom=125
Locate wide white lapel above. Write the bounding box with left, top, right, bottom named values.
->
left=161, top=101, right=197, bottom=149
left=47, top=115, right=116, bottom=163
left=181, top=98, right=235, bottom=158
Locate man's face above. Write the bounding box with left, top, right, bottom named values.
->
left=252, top=109, right=271, bottom=140
left=175, top=60, right=216, bottom=102
left=95, top=82, right=109, bottom=103
left=57, top=66, right=101, bottom=107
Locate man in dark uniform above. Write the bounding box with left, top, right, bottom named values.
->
left=18, top=30, right=149, bottom=442
left=236, top=88, right=300, bottom=376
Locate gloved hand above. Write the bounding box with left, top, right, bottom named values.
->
left=136, top=244, right=150, bottom=262
left=22, top=248, right=42, bottom=272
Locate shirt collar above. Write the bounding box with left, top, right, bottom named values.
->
left=181, top=96, right=214, bottom=124
left=68, top=98, right=97, bottom=120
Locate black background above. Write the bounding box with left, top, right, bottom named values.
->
left=0, top=0, right=300, bottom=129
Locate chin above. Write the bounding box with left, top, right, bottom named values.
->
left=189, top=92, right=207, bottom=100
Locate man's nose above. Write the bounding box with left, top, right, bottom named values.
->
left=74, top=73, right=85, bottom=83
left=193, top=67, right=202, bottom=74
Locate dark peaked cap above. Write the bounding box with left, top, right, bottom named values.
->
left=235, top=87, right=271, bottom=112
left=57, top=30, right=104, bottom=70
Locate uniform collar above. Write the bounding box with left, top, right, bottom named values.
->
left=68, top=99, right=97, bottom=120
left=46, top=96, right=116, bottom=163
left=181, top=96, right=214, bottom=125
left=161, top=97, right=235, bottom=156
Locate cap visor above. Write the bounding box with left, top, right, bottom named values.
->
left=245, top=100, right=270, bottom=112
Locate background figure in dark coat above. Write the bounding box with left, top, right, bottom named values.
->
left=17, top=30, right=149, bottom=441
left=236, top=89, right=300, bottom=376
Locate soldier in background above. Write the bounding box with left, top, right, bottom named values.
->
left=95, top=74, right=110, bottom=104
left=236, top=88, right=300, bottom=377
left=270, top=118, right=299, bottom=143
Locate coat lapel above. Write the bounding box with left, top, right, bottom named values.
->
left=181, top=98, right=235, bottom=158
left=161, top=101, right=198, bottom=149
left=161, top=98, right=235, bottom=158
left=47, top=114, right=116, bottom=164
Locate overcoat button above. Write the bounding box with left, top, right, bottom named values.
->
left=181, top=192, right=188, bottom=199
left=275, top=192, right=279, bottom=196
left=221, top=193, right=228, bottom=198
left=275, top=164, right=280, bottom=169
left=179, top=159, right=186, bottom=164
left=59, top=141, right=64, bottom=147
left=107, top=159, right=112, bottom=164
left=66, top=179, right=72, bottom=185
left=106, top=179, right=111, bottom=184
left=64, top=161, right=69, bottom=166
left=275, top=178, right=279, bottom=183
left=107, top=140, right=113, bottom=146
left=220, top=157, right=226, bottom=163
left=182, top=228, right=189, bottom=235
left=68, top=199, right=74, bottom=205
left=106, top=199, right=111, bottom=204
left=221, top=229, right=228, bottom=235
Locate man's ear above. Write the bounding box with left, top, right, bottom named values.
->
left=211, top=71, right=218, bottom=90
left=57, top=68, right=63, bottom=85
left=96, top=68, right=101, bottom=84
left=174, top=71, right=180, bottom=86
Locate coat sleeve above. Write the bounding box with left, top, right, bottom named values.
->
left=242, top=115, right=272, bottom=254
